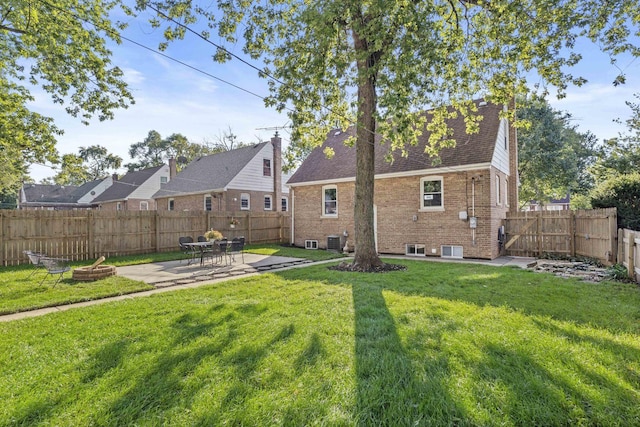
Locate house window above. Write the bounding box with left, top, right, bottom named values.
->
left=264, top=195, right=272, bottom=210
left=504, top=179, right=509, bottom=206
left=420, top=177, right=443, bottom=210
left=140, top=201, right=149, bottom=211
left=160, top=176, right=168, bottom=184
left=441, top=245, right=463, bottom=259
left=168, top=198, right=175, bottom=211
left=406, top=244, right=426, bottom=256
left=241, top=193, right=250, bottom=210
left=281, top=196, right=288, bottom=212
left=496, top=175, right=501, bottom=206
left=263, top=159, right=271, bottom=176
left=323, top=185, right=337, bottom=216
left=204, top=195, right=212, bottom=211
left=116, top=202, right=122, bottom=211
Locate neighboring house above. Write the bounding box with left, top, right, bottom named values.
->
left=92, top=164, right=171, bottom=211
left=153, top=136, right=290, bottom=213
left=287, top=99, right=519, bottom=260
left=525, top=194, right=570, bottom=211
left=17, top=177, right=113, bottom=210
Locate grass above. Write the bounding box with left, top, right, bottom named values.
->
left=0, top=259, right=639, bottom=425
left=0, top=245, right=345, bottom=315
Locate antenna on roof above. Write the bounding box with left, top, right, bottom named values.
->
left=255, top=123, right=291, bottom=138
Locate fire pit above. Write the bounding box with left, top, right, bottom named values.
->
left=72, top=256, right=117, bottom=281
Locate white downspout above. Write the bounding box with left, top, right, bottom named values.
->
left=290, top=188, right=295, bottom=245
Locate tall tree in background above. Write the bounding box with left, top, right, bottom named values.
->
left=144, top=1, right=639, bottom=271
left=51, top=154, right=90, bottom=186
left=125, top=130, right=216, bottom=171
left=517, top=95, right=597, bottom=208
left=52, top=146, right=122, bottom=184
left=1, top=0, right=134, bottom=197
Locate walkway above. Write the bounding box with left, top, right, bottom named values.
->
left=0, top=254, right=535, bottom=322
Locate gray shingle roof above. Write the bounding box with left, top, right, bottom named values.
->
left=22, top=184, right=81, bottom=204
left=153, top=142, right=269, bottom=198
left=92, top=165, right=165, bottom=202
left=287, top=100, right=503, bottom=185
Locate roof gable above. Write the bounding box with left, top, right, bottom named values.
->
left=22, top=184, right=81, bottom=204
left=92, top=165, right=165, bottom=202
left=288, top=101, right=504, bottom=185
left=153, top=142, right=268, bottom=198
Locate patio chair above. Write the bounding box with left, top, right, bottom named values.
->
left=228, top=237, right=245, bottom=264
left=24, top=250, right=47, bottom=278
left=39, top=257, right=71, bottom=287
left=178, top=236, right=195, bottom=265
left=203, top=241, right=225, bottom=266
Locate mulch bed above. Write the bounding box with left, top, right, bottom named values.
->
left=329, top=261, right=407, bottom=273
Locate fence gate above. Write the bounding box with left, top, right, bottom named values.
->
left=503, top=208, right=617, bottom=265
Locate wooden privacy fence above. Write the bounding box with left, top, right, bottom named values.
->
left=618, top=228, right=640, bottom=282
left=503, top=208, right=618, bottom=265
left=0, top=210, right=291, bottom=266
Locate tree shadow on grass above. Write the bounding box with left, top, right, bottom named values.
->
left=352, top=282, right=467, bottom=425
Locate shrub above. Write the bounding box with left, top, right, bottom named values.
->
left=590, top=172, right=640, bottom=231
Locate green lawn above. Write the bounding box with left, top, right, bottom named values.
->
left=0, top=245, right=345, bottom=315
left=1, top=259, right=638, bottom=425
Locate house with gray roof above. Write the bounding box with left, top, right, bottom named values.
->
left=92, top=164, right=170, bottom=211
left=286, top=99, right=519, bottom=260
left=153, top=136, right=289, bottom=213
left=18, top=177, right=112, bottom=210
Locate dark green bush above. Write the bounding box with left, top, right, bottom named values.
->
left=591, top=172, right=640, bottom=231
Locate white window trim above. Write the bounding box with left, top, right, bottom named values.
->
left=168, top=198, right=174, bottom=211
left=240, top=193, right=250, bottom=211
left=263, top=158, right=272, bottom=177
left=281, top=196, right=288, bottom=212
left=405, top=243, right=426, bottom=256
left=419, top=176, right=445, bottom=212
left=504, top=178, right=509, bottom=207
left=140, top=201, right=149, bottom=211
left=116, top=202, right=122, bottom=211
left=204, top=195, right=212, bottom=211
left=496, top=175, right=501, bottom=206
left=322, top=185, right=338, bottom=217
left=264, top=195, right=273, bottom=211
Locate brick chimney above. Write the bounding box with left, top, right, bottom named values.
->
left=168, top=157, right=177, bottom=180
left=271, top=134, right=282, bottom=212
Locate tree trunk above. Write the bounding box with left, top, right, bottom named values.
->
left=351, top=31, right=384, bottom=271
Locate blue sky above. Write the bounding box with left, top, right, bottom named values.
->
left=27, top=11, right=640, bottom=182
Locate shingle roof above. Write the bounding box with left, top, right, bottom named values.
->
left=153, top=142, right=269, bottom=198
left=92, top=165, right=165, bottom=202
left=287, top=100, right=503, bottom=185
left=22, top=184, right=81, bottom=204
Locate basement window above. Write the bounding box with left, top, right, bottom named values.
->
left=441, top=245, right=463, bottom=259
left=406, top=244, right=426, bottom=256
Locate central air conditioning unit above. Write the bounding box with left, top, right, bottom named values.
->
left=305, top=240, right=318, bottom=250
left=327, top=235, right=341, bottom=251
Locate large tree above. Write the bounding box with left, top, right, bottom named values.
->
left=517, top=95, right=597, bottom=208
left=143, top=0, right=639, bottom=270
left=1, top=0, right=133, bottom=196
left=125, top=130, right=218, bottom=171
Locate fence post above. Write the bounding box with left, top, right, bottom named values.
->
left=155, top=211, right=160, bottom=253
left=536, top=213, right=542, bottom=257
left=247, top=213, right=252, bottom=244
left=628, top=231, right=636, bottom=280
left=88, top=210, right=94, bottom=260
left=569, top=210, right=575, bottom=257
left=618, top=228, right=625, bottom=265
left=0, top=211, right=4, bottom=266
left=609, top=212, right=618, bottom=263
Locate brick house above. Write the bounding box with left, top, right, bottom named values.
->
left=287, top=100, right=519, bottom=260
left=18, top=177, right=113, bottom=210
left=153, top=136, right=290, bottom=213
left=92, top=165, right=170, bottom=211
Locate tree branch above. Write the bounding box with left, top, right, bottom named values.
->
left=0, top=24, right=27, bottom=34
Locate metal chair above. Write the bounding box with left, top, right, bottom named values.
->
left=39, top=257, right=71, bottom=287
left=203, top=241, right=225, bottom=266
left=229, top=237, right=245, bottom=264
left=178, top=236, right=195, bottom=265
left=24, top=250, right=47, bottom=278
